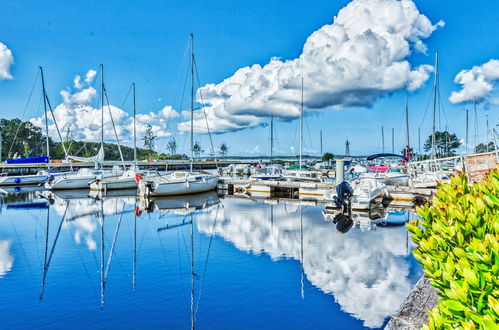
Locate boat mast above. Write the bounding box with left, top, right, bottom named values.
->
left=391, top=128, right=394, bottom=153
left=405, top=94, right=410, bottom=159
left=270, top=113, right=274, bottom=164
left=381, top=126, right=385, bottom=153
left=40, top=67, right=51, bottom=171
left=100, top=64, right=105, bottom=169
left=431, top=52, right=438, bottom=159
left=473, top=97, right=477, bottom=152
left=299, top=77, right=303, bottom=169
left=320, top=130, right=323, bottom=157
left=486, top=113, right=489, bottom=152
left=465, top=109, right=469, bottom=154
left=133, top=83, right=137, bottom=163
left=190, top=34, right=195, bottom=172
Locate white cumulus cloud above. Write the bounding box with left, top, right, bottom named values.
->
left=449, top=58, right=499, bottom=104
left=0, top=41, right=14, bottom=80
left=31, top=69, right=180, bottom=150
left=179, top=0, right=443, bottom=134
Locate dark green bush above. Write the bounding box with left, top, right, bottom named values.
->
left=407, top=170, right=499, bottom=329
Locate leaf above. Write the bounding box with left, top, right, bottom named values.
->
left=463, top=268, right=480, bottom=288
left=442, top=299, right=468, bottom=311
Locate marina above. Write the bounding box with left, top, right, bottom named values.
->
left=1, top=0, right=498, bottom=328
left=0, top=187, right=421, bottom=329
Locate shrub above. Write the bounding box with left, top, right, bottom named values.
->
left=407, top=170, right=499, bottom=329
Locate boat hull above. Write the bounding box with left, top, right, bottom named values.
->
left=0, top=174, right=49, bottom=186
left=139, top=176, right=219, bottom=197
left=90, top=178, right=137, bottom=191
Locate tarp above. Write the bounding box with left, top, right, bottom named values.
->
left=366, top=153, right=409, bottom=162
left=6, top=156, right=49, bottom=164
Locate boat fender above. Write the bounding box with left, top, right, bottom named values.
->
left=134, top=206, right=142, bottom=217
left=135, top=173, right=143, bottom=184
left=15, top=178, right=21, bottom=184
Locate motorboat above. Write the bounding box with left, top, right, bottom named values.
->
left=250, top=165, right=283, bottom=181
left=409, top=171, right=450, bottom=188
left=325, top=177, right=388, bottom=210
left=282, top=170, right=324, bottom=182
left=138, top=171, right=219, bottom=197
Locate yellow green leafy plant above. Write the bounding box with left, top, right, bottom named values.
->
left=407, top=170, right=499, bottom=330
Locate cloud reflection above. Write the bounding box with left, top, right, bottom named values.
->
left=0, top=240, right=14, bottom=278
left=196, top=199, right=417, bottom=328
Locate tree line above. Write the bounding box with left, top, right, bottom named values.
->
left=0, top=118, right=231, bottom=161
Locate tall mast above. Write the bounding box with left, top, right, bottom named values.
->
left=133, top=83, right=137, bottom=162
left=299, top=77, right=303, bottom=169
left=381, top=126, right=385, bottom=153
left=320, top=130, right=323, bottom=157
left=405, top=94, right=410, bottom=159
left=190, top=34, right=195, bottom=172
left=391, top=128, right=394, bottom=153
left=418, top=127, right=421, bottom=158
left=270, top=113, right=274, bottom=163
left=465, top=109, right=469, bottom=154
left=473, top=98, right=477, bottom=152
left=431, top=52, right=438, bottom=159
left=486, top=113, right=489, bottom=152
left=40, top=67, right=51, bottom=171
left=100, top=64, right=104, bottom=150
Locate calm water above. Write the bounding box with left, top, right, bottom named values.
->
left=0, top=188, right=421, bottom=329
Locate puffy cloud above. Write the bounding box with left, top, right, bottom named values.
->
left=0, top=41, right=14, bottom=80
left=449, top=59, right=499, bottom=104
left=84, top=69, right=97, bottom=84
left=179, top=0, right=443, bottom=133
left=196, top=199, right=420, bottom=328
left=31, top=69, right=180, bottom=149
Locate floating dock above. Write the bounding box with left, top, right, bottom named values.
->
left=218, top=178, right=437, bottom=207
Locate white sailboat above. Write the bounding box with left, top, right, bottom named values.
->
left=0, top=67, right=55, bottom=186
left=282, top=78, right=325, bottom=183
left=138, top=34, right=219, bottom=197
left=90, top=83, right=159, bottom=191
left=45, top=65, right=122, bottom=190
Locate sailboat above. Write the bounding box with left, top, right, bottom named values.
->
left=282, top=78, right=324, bottom=183
left=137, top=34, right=219, bottom=197
left=408, top=52, right=450, bottom=188
left=90, top=83, right=160, bottom=191
left=0, top=67, right=56, bottom=186
left=250, top=114, right=284, bottom=181
left=45, top=65, right=122, bottom=190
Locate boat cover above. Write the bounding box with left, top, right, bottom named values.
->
left=6, top=156, right=49, bottom=164
left=366, top=153, right=409, bottom=161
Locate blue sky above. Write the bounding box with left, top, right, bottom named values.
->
left=0, top=0, right=498, bottom=156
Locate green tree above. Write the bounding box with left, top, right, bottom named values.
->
left=322, top=152, right=334, bottom=162
left=166, top=137, right=177, bottom=155
left=0, top=118, right=46, bottom=160
left=474, top=142, right=494, bottom=153
left=423, top=131, right=461, bottom=158
left=219, top=141, right=229, bottom=158
left=143, top=124, right=156, bottom=159
left=192, top=141, right=203, bottom=158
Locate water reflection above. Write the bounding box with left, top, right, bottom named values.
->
left=0, top=188, right=420, bottom=329
left=0, top=240, right=13, bottom=278
left=196, top=198, right=419, bottom=328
